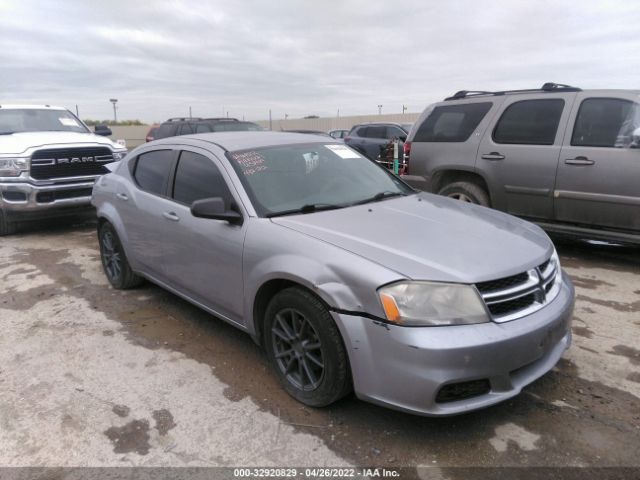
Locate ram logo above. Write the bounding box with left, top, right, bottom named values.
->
left=56, top=156, right=96, bottom=164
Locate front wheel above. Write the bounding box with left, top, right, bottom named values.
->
left=264, top=287, right=351, bottom=407
left=98, top=222, right=143, bottom=289
left=438, top=181, right=490, bottom=207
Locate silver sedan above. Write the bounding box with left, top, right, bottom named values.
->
left=92, top=132, right=574, bottom=416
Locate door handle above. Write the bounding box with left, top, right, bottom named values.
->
left=162, top=211, right=180, bottom=222
left=565, top=157, right=595, bottom=166
left=481, top=152, right=505, bottom=161
left=116, top=193, right=128, bottom=201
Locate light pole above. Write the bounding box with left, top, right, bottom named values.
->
left=377, top=104, right=383, bottom=115
left=402, top=104, right=408, bottom=114
left=109, top=98, right=118, bottom=123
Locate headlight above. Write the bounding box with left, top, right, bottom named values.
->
left=112, top=150, right=128, bottom=161
left=378, top=281, right=489, bottom=326
left=551, top=249, right=562, bottom=284
left=0, top=157, right=28, bottom=177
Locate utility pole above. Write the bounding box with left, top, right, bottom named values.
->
left=109, top=98, right=118, bottom=123
left=337, top=108, right=340, bottom=118
left=377, top=104, right=383, bottom=115
left=402, top=104, right=408, bottom=114
left=189, top=106, right=192, bottom=119
left=75, top=105, right=79, bottom=117
left=285, top=113, right=289, bottom=120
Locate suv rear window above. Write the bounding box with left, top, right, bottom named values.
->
left=413, top=102, right=492, bottom=142
left=493, top=99, right=564, bottom=145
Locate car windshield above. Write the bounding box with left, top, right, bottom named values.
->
left=0, top=109, right=89, bottom=134
left=227, top=143, right=414, bottom=217
left=211, top=122, right=262, bottom=132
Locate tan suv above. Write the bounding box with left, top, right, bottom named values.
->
left=403, top=83, right=640, bottom=244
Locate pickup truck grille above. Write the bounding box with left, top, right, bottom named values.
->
left=475, top=256, right=559, bottom=323
left=30, top=147, right=113, bottom=180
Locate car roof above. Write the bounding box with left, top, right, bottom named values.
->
left=0, top=104, right=66, bottom=110
left=149, top=131, right=341, bottom=152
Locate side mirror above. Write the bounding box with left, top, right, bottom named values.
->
left=399, top=135, right=407, bottom=142
left=191, top=197, right=243, bottom=225
left=95, top=125, right=113, bottom=136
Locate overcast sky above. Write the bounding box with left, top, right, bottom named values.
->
left=0, top=0, right=638, bottom=122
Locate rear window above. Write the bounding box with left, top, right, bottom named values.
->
left=155, top=123, right=176, bottom=139
left=493, top=99, right=565, bottom=145
left=413, top=102, right=492, bottom=142
left=571, top=98, right=638, bottom=148
left=133, top=150, right=174, bottom=195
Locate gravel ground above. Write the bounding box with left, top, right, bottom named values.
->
left=0, top=217, right=638, bottom=478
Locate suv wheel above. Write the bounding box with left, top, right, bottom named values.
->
left=98, top=222, right=143, bottom=289
left=439, top=181, right=490, bottom=207
left=264, top=287, right=351, bottom=407
left=0, top=209, right=17, bottom=236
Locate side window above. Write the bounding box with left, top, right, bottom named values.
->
left=173, top=151, right=231, bottom=206
left=155, top=124, right=174, bottom=139
left=493, top=99, right=565, bottom=145
left=178, top=124, right=194, bottom=135
left=195, top=124, right=212, bottom=133
left=355, top=126, right=368, bottom=137
left=572, top=98, right=637, bottom=148
left=386, top=126, right=406, bottom=138
left=133, top=150, right=174, bottom=196
left=413, top=102, right=492, bottom=142
left=367, top=126, right=387, bottom=138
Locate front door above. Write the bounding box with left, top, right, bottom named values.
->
left=476, top=94, right=576, bottom=219
left=554, top=94, right=640, bottom=232
left=161, top=148, right=246, bottom=325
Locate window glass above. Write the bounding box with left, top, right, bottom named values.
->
left=173, top=151, right=230, bottom=206
left=366, top=126, right=387, bottom=138
left=211, top=121, right=262, bottom=132
left=179, top=124, right=194, bottom=135
left=134, top=150, right=174, bottom=195
left=227, top=143, right=413, bottom=217
left=195, top=124, right=212, bottom=133
left=155, top=123, right=175, bottom=139
left=386, top=126, right=406, bottom=138
left=414, top=102, right=492, bottom=142
left=572, top=98, right=639, bottom=148
left=493, top=99, right=564, bottom=145
left=355, top=126, right=368, bottom=137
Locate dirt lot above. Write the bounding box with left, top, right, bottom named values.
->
left=0, top=218, right=638, bottom=477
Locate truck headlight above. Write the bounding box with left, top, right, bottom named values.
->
left=378, top=281, right=489, bottom=326
left=0, top=157, right=28, bottom=177
left=112, top=150, right=128, bottom=161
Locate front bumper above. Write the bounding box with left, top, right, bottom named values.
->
left=0, top=179, right=96, bottom=220
left=332, top=272, right=575, bottom=416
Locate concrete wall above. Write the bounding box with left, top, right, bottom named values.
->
left=109, top=112, right=422, bottom=149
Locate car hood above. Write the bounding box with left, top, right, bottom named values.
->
left=271, top=193, right=553, bottom=283
left=0, top=131, right=121, bottom=155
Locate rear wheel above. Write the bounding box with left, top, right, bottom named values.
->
left=264, top=287, right=351, bottom=407
left=0, top=209, right=17, bottom=236
left=439, top=181, right=490, bottom=207
left=98, top=222, right=143, bottom=289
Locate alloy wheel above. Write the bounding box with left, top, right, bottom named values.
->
left=101, top=230, right=122, bottom=282
left=271, top=308, right=325, bottom=391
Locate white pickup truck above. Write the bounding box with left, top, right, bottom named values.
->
left=0, top=105, right=127, bottom=235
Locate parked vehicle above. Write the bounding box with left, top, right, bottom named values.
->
left=145, top=124, right=160, bottom=142
left=404, top=83, right=640, bottom=244
left=344, top=122, right=412, bottom=163
left=154, top=117, right=262, bottom=140
left=92, top=131, right=574, bottom=416
left=328, top=129, right=349, bottom=139
left=0, top=104, right=127, bottom=235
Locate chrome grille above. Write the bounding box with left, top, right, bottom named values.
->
left=30, top=147, right=114, bottom=180
left=476, top=256, right=560, bottom=323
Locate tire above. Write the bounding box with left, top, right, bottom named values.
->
left=438, top=181, right=490, bottom=207
left=98, top=222, right=143, bottom=289
left=264, top=287, right=351, bottom=407
left=0, top=209, right=17, bottom=236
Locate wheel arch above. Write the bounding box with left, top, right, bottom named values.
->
left=431, top=169, right=491, bottom=204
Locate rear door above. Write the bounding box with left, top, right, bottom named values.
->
left=477, top=93, right=576, bottom=219
left=120, top=148, right=177, bottom=278
left=161, top=148, right=247, bottom=325
left=554, top=93, right=640, bottom=232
